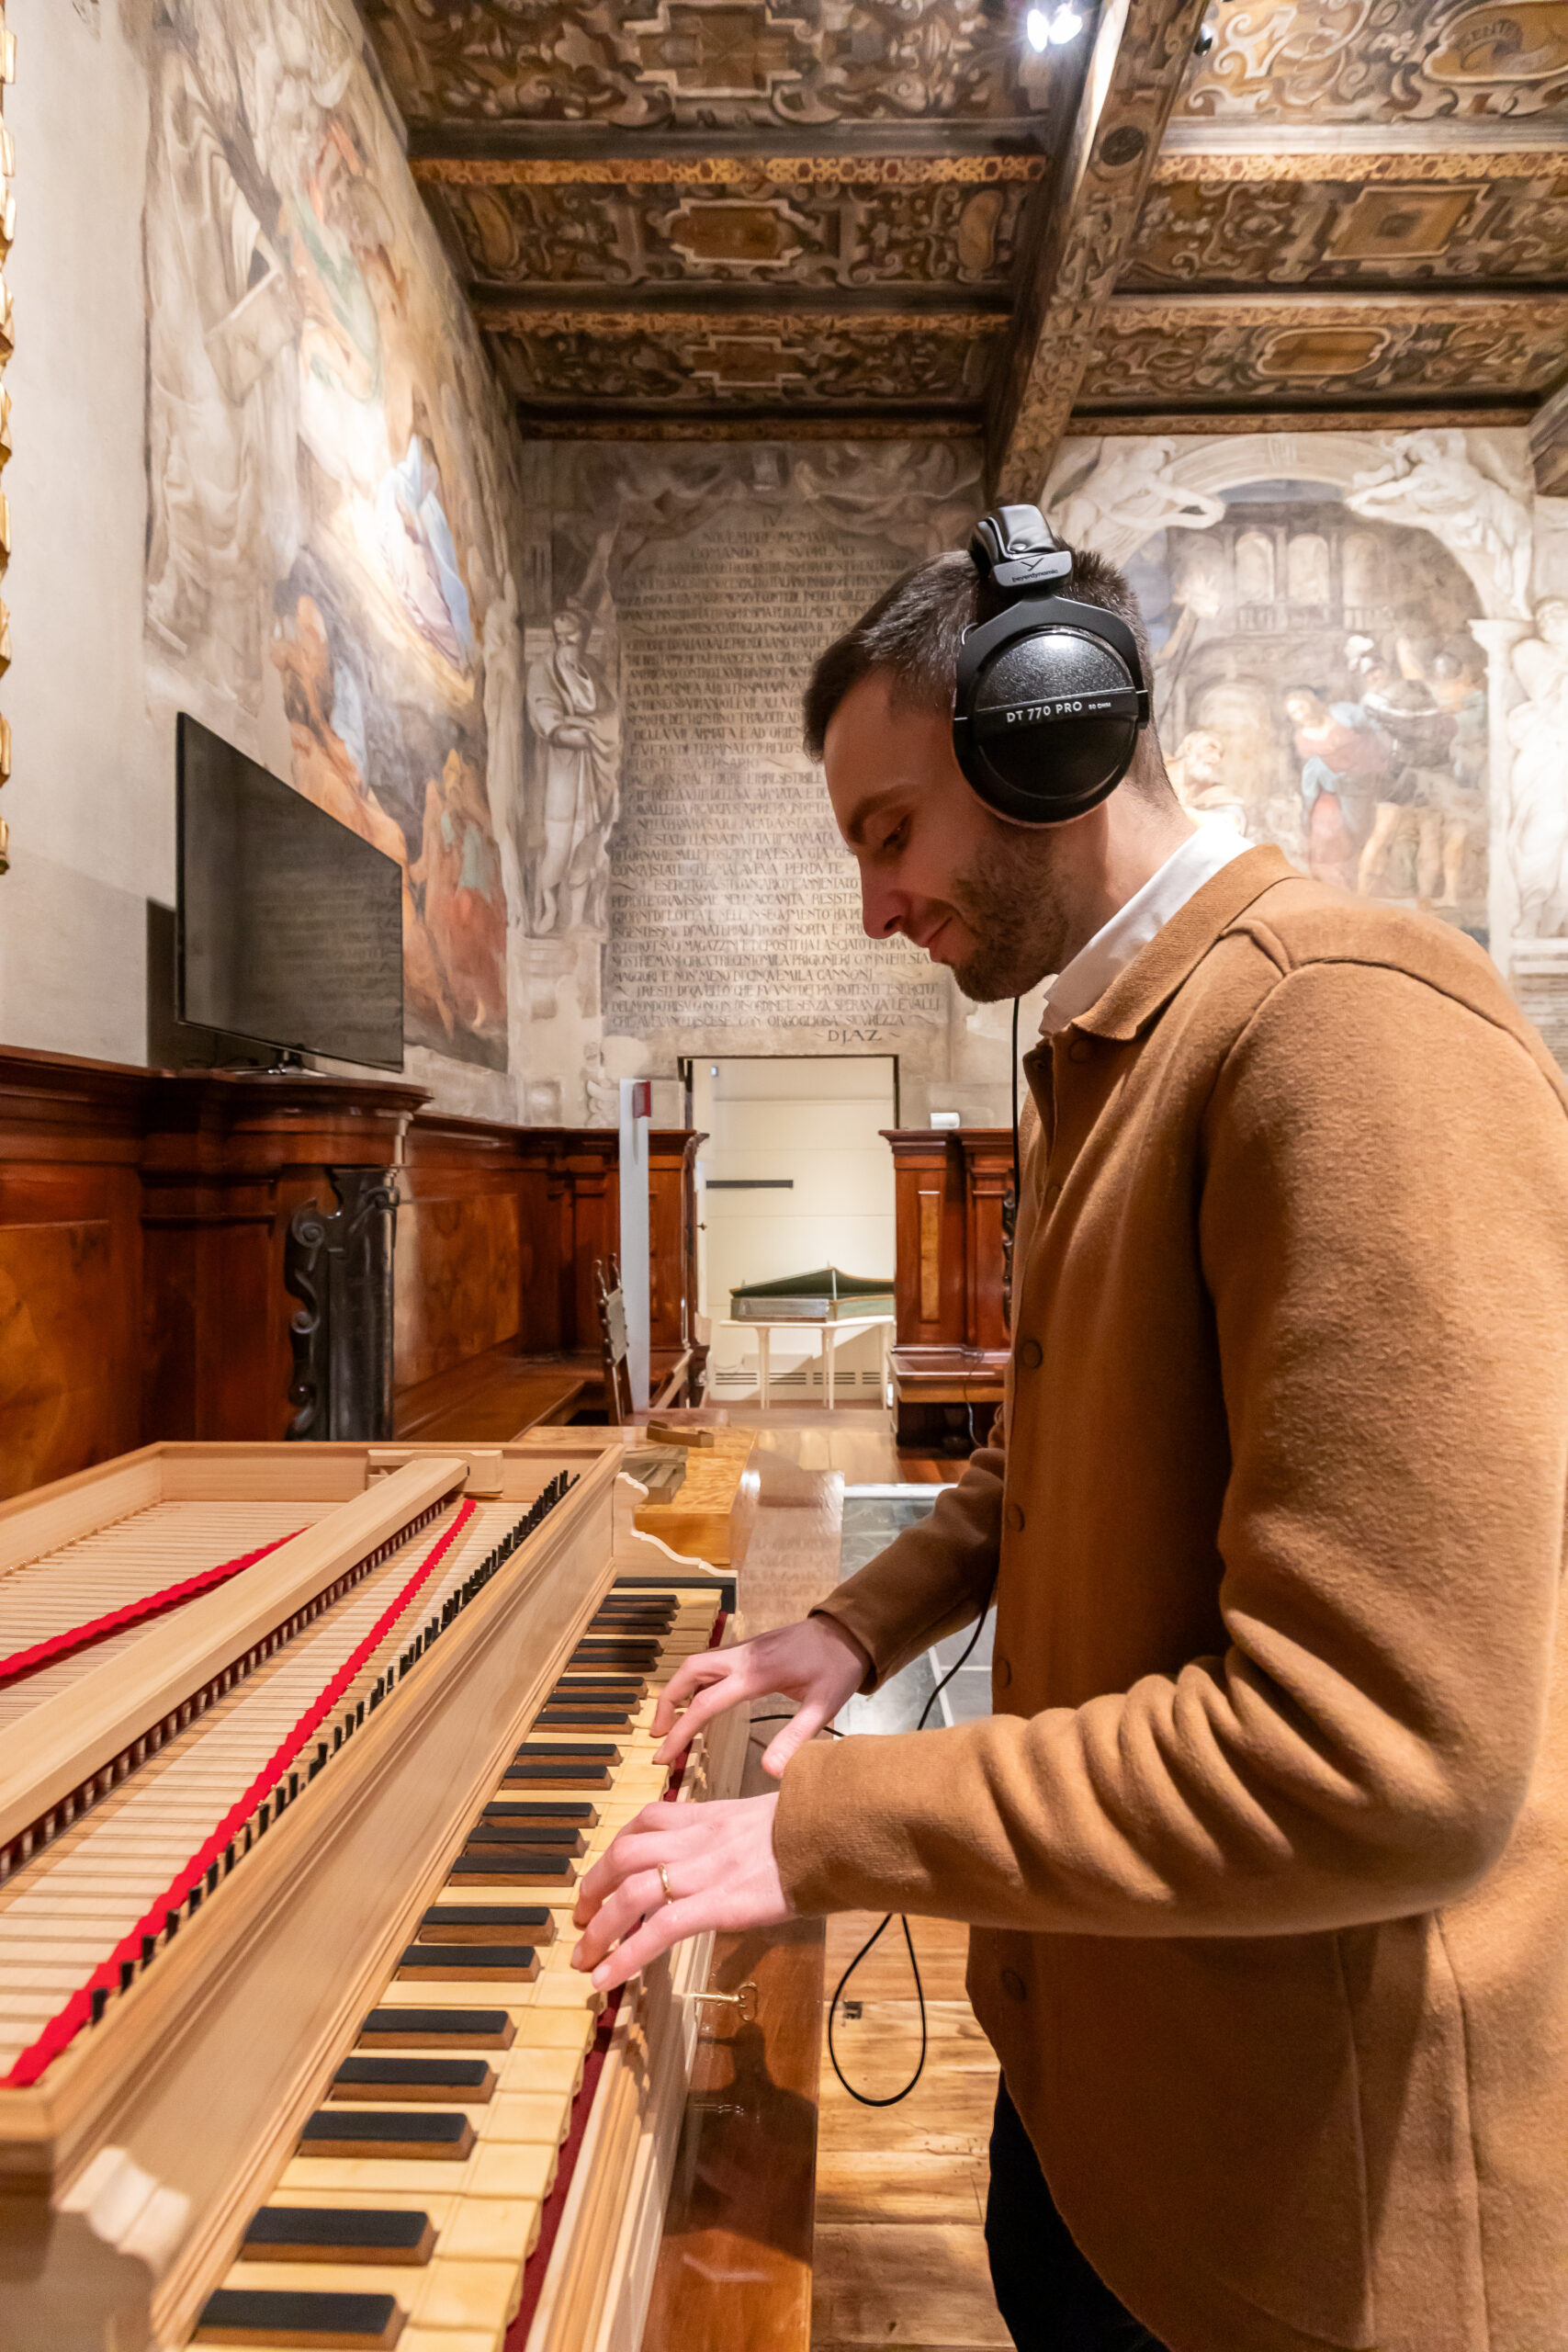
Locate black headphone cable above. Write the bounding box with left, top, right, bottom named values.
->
left=750, top=1577, right=996, bottom=2108
left=741, top=998, right=1019, bottom=2106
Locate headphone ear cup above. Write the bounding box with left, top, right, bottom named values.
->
left=957, top=623, right=1141, bottom=825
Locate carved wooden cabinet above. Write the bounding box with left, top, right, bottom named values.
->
left=883, top=1125, right=1013, bottom=1450
left=0, top=1046, right=705, bottom=1498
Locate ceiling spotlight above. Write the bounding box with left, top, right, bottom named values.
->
left=1047, top=3, right=1084, bottom=40
left=1025, top=6, right=1050, bottom=49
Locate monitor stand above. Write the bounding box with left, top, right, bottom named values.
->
left=221, top=1050, right=321, bottom=1079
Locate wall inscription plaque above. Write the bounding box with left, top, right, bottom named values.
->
left=606, top=504, right=948, bottom=1039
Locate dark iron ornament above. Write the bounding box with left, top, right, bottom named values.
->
left=285, top=1167, right=399, bottom=1442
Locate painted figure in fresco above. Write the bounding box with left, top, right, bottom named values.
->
left=412, top=752, right=509, bottom=1040
left=1167, top=729, right=1247, bottom=837
left=377, top=430, right=477, bottom=669
left=270, top=593, right=456, bottom=1039
left=1354, top=678, right=1472, bottom=912
left=1052, top=439, right=1226, bottom=555
left=581, top=1042, right=621, bottom=1129
left=1285, top=687, right=1393, bottom=892
left=526, top=605, right=622, bottom=935
left=1508, top=601, right=1568, bottom=937
left=1347, top=432, right=1532, bottom=616
left=480, top=568, right=527, bottom=925
left=143, top=9, right=301, bottom=705
left=141, top=0, right=517, bottom=1073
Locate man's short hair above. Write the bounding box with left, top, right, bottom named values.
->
left=803, top=542, right=1156, bottom=762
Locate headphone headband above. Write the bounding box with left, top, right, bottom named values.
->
left=953, top=503, right=1149, bottom=826
left=969, top=506, right=1075, bottom=596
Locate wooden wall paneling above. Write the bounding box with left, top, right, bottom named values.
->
left=960, top=1131, right=1014, bottom=1357
left=516, top=1140, right=564, bottom=1357
left=140, top=1071, right=424, bottom=1446
left=559, top=1130, right=619, bottom=1354
left=649, top=1129, right=702, bottom=1352
left=0, top=1041, right=712, bottom=1494
left=396, top=1114, right=525, bottom=1396
left=0, top=1049, right=145, bottom=1499
left=883, top=1131, right=967, bottom=1349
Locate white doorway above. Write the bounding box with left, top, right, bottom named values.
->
left=689, top=1056, right=897, bottom=1403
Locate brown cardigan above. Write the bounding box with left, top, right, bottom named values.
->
left=773, top=847, right=1568, bottom=2352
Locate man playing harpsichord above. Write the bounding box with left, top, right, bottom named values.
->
left=572, top=507, right=1568, bottom=2352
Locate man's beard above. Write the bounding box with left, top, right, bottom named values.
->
left=942, top=821, right=1075, bottom=1003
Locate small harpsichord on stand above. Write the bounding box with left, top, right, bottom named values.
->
left=0, top=1438, right=743, bottom=2352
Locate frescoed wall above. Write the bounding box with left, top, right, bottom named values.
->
left=515, top=439, right=1043, bottom=1130
left=139, top=0, right=525, bottom=1074
left=1047, top=429, right=1568, bottom=1053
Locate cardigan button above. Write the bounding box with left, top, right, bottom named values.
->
left=1005, top=1501, right=1025, bottom=1533
left=1067, top=1037, right=1093, bottom=1064
left=1018, top=1337, right=1043, bottom=1369
left=1000, top=1968, right=1028, bottom=2001
left=995, top=1655, right=1012, bottom=1689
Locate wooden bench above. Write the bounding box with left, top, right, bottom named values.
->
left=391, top=1341, right=588, bottom=1443
left=889, top=1344, right=1007, bottom=1452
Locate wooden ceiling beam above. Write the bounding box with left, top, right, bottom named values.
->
left=985, top=0, right=1225, bottom=503
left=1157, top=119, right=1568, bottom=172
left=1530, top=375, right=1568, bottom=496
left=409, top=121, right=1050, bottom=167
left=416, top=151, right=1046, bottom=189
left=473, top=283, right=1010, bottom=320
left=1077, top=402, right=1538, bottom=435
left=484, top=303, right=1004, bottom=336
left=514, top=407, right=983, bottom=439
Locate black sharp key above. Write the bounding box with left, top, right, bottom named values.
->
left=330, top=2057, right=495, bottom=2102
left=502, top=1762, right=612, bottom=1791
left=536, top=1709, right=633, bottom=1729
left=554, top=1675, right=646, bottom=1693
left=242, top=2207, right=434, bottom=2266
left=396, top=1943, right=540, bottom=1980
left=357, top=2007, right=513, bottom=2051
left=450, top=1851, right=573, bottom=1885
left=514, top=1742, right=622, bottom=1762
left=465, top=1822, right=584, bottom=1851
left=417, top=1905, right=554, bottom=1944
left=299, top=2109, right=474, bottom=2160
left=481, top=1802, right=597, bottom=1826
left=195, top=2287, right=404, bottom=2347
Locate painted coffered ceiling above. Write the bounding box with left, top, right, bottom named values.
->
left=357, top=0, right=1568, bottom=484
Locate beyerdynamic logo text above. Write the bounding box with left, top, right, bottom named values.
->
left=1006, top=696, right=1117, bottom=723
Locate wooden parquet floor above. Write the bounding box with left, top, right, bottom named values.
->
left=813, top=1912, right=1006, bottom=2349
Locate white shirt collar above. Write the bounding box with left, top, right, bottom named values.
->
left=1039, top=823, right=1251, bottom=1035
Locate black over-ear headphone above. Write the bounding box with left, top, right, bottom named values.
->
left=953, top=503, right=1150, bottom=825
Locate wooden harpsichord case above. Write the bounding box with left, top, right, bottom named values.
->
left=0, top=1435, right=745, bottom=2352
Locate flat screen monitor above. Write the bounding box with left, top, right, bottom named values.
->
left=177, top=712, right=404, bottom=1071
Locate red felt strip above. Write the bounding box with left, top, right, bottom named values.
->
left=0, top=1532, right=304, bottom=1694
left=3, top=1496, right=478, bottom=2089
left=505, top=1604, right=730, bottom=2346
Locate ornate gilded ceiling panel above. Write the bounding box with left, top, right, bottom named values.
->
left=1079, top=296, right=1568, bottom=406
left=438, top=172, right=1029, bottom=287
left=1122, top=171, right=1568, bottom=287
left=487, top=308, right=1003, bottom=405
left=1179, top=0, right=1568, bottom=123
left=363, top=0, right=1048, bottom=130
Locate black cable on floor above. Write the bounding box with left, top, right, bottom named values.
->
left=749, top=1582, right=994, bottom=2107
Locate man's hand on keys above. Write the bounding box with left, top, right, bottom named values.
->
left=569, top=1614, right=869, bottom=1989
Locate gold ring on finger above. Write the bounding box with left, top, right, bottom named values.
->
left=658, top=1863, right=676, bottom=1908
